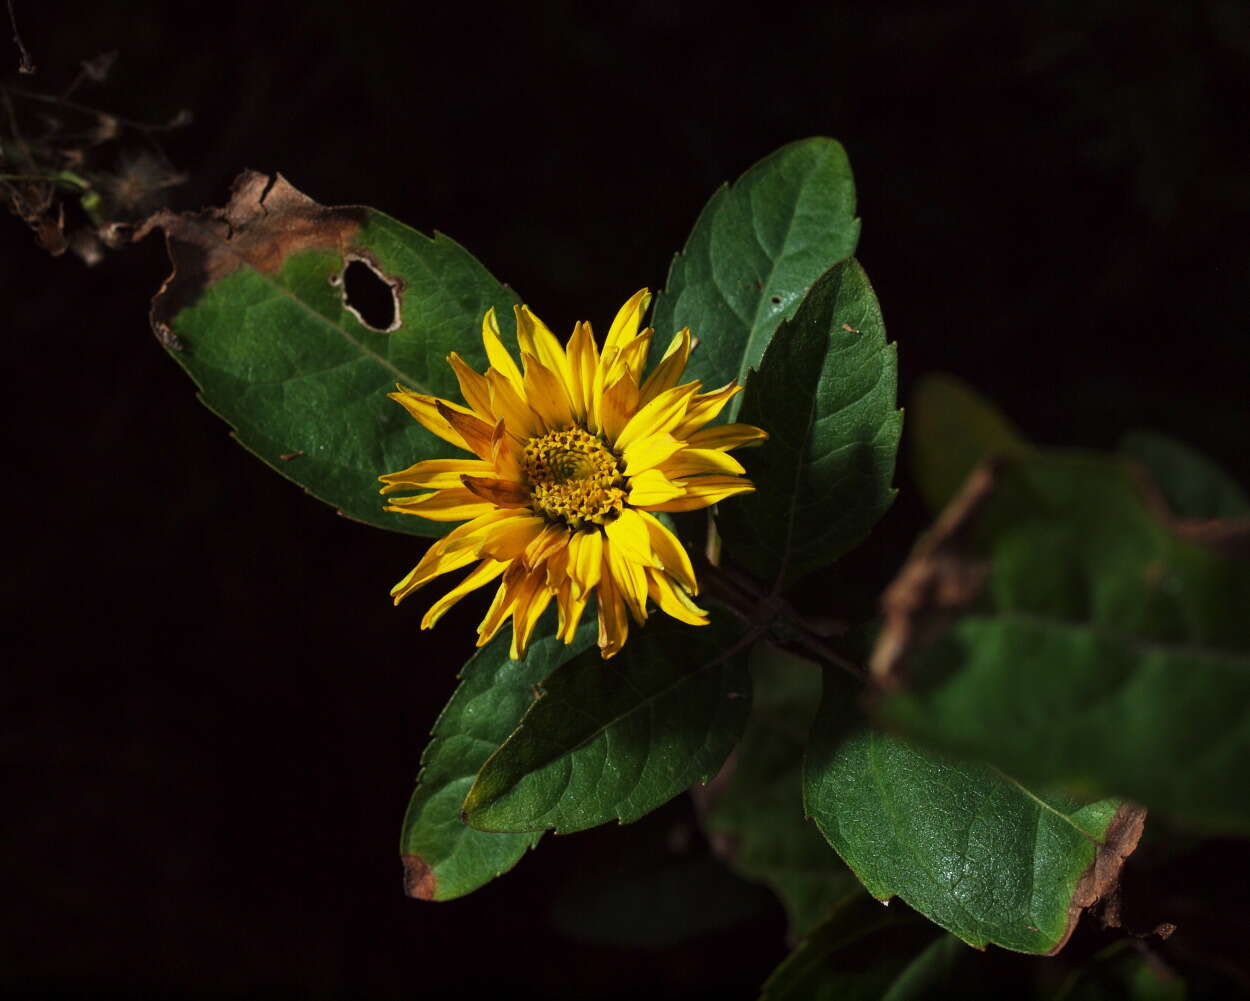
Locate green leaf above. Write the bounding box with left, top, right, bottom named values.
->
left=400, top=615, right=597, bottom=901
left=910, top=373, right=1031, bottom=514
left=805, top=671, right=1143, bottom=955
left=877, top=453, right=1250, bottom=832
left=715, top=259, right=901, bottom=583
left=759, top=890, right=940, bottom=1001
left=1120, top=429, right=1249, bottom=519
left=653, top=137, right=859, bottom=419
left=705, top=641, right=853, bottom=937
left=148, top=171, right=520, bottom=537
left=462, top=615, right=755, bottom=834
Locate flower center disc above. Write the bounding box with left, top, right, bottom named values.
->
left=523, top=427, right=626, bottom=528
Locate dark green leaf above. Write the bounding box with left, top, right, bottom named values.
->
left=400, top=615, right=596, bottom=900
left=462, top=615, right=754, bottom=834
left=805, top=671, right=1142, bottom=954
left=148, top=171, right=520, bottom=537
left=759, top=891, right=940, bottom=1001
left=653, top=137, right=859, bottom=418
left=910, top=372, right=1030, bottom=514
left=877, top=453, right=1250, bottom=832
left=716, top=259, right=900, bottom=583
left=1056, top=942, right=1188, bottom=1001
left=1120, top=430, right=1249, bottom=519
left=705, top=641, right=853, bottom=936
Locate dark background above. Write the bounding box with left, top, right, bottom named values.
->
left=5, top=1, right=1249, bottom=998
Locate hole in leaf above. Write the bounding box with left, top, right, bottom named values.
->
left=770, top=295, right=782, bottom=305
left=340, top=257, right=400, bottom=331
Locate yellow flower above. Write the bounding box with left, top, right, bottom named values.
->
left=380, top=289, right=767, bottom=660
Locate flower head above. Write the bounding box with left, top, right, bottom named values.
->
left=380, top=289, right=766, bottom=659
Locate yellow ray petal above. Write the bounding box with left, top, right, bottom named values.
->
left=379, top=458, right=495, bottom=493
left=384, top=487, right=496, bottom=522
left=476, top=563, right=528, bottom=647
left=637, top=510, right=698, bottom=594
left=596, top=567, right=629, bottom=659
left=555, top=580, right=590, bottom=643
left=672, top=383, right=743, bottom=438
left=599, top=372, right=641, bottom=444
left=604, top=508, right=657, bottom=569
left=621, top=432, right=684, bottom=477
left=644, top=476, right=755, bottom=513
left=486, top=369, right=540, bottom=440
left=566, top=320, right=599, bottom=424
left=420, top=558, right=509, bottom=629
left=436, top=401, right=496, bottom=462
left=510, top=574, right=554, bottom=660
left=524, top=522, right=570, bottom=570
left=614, top=382, right=700, bottom=451
left=391, top=541, right=477, bottom=605
left=639, top=328, right=692, bottom=406
left=522, top=352, right=574, bottom=430
left=604, top=288, right=652, bottom=356
left=646, top=568, right=709, bottom=626
left=567, top=528, right=603, bottom=597
left=474, top=513, right=549, bottom=561
left=447, top=352, right=494, bottom=421
left=605, top=537, right=649, bottom=623
left=684, top=423, right=769, bottom=451
left=460, top=474, right=531, bottom=508
left=626, top=468, right=685, bottom=507
left=515, top=305, right=574, bottom=397
left=388, top=389, right=474, bottom=452
left=658, top=447, right=746, bottom=478
left=481, top=307, right=524, bottom=392
left=490, top=419, right=524, bottom=482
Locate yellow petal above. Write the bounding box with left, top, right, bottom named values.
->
left=476, top=563, right=527, bottom=647
left=420, top=558, right=509, bottom=629
left=566, top=320, right=599, bottom=423
left=379, top=458, right=494, bottom=493
left=509, top=573, right=554, bottom=660
left=605, top=537, right=649, bottom=623
left=638, top=328, right=692, bottom=406
left=555, top=580, right=590, bottom=643
left=384, top=487, right=496, bottom=522
left=614, top=382, right=699, bottom=451
left=490, top=419, right=524, bottom=481
left=436, top=402, right=496, bottom=462
left=567, top=528, right=603, bottom=597
left=474, top=513, right=548, bottom=561
left=626, top=468, right=685, bottom=507
left=391, top=540, right=477, bottom=604
left=684, top=423, right=769, bottom=451
left=672, top=383, right=743, bottom=437
left=522, top=352, right=574, bottom=430
left=515, top=305, right=574, bottom=398
left=599, top=372, right=641, bottom=444
left=637, top=510, right=698, bottom=594
left=460, top=474, right=531, bottom=508
left=595, top=567, right=629, bottom=659
left=486, top=369, right=539, bottom=440
left=658, top=447, right=746, bottom=478
left=447, top=352, right=494, bottom=421
left=524, top=522, right=570, bottom=569
left=482, top=308, right=525, bottom=392
left=621, top=433, right=684, bottom=477
left=388, top=389, right=474, bottom=452
left=604, top=508, right=657, bottom=569
left=645, top=476, right=755, bottom=513
left=604, top=288, right=652, bottom=356
left=646, top=568, right=709, bottom=626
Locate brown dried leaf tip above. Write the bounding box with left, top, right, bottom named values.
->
left=142, top=171, right=367, bottom=349
left=870, top=461, right=998, bottom=689
left=401, top=854, right=438, bottom=901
